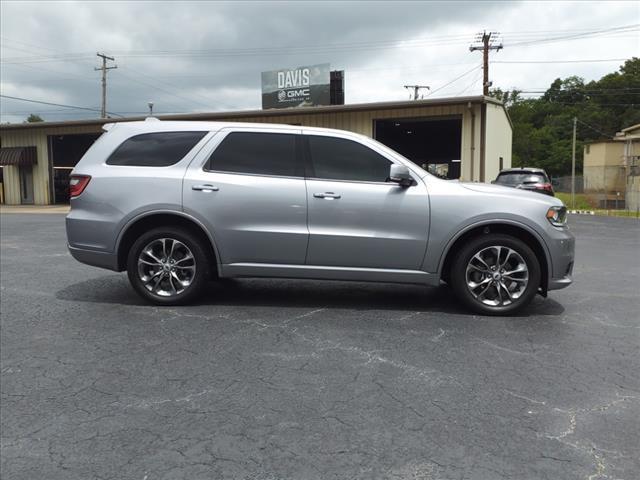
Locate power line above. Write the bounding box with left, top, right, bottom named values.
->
left=456, top=68, right=483, bottom=96
left=428, top=65, right=482, bottom=96
left=2, top=37, right=214, bottom=113
left=2, top=24, right=636, bottom=64
left=0, top=94, right=123, bottom=117
left=576, top=119, right=615, bottom=138
left=504, top=24, right=640, bottom=47
left=492, top=58, right=629, bottom=64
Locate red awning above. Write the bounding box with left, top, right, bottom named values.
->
left=0, top=147, right=37, bottom=166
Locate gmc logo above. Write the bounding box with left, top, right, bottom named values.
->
left=286, top=88, right=309, bottom=98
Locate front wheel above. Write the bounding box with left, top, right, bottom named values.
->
left=450, top=234, right=541, bottom=315
left=126, top=227, right=211, bottom=305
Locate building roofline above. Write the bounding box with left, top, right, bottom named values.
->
left=583, top=140, right=620, bottom=145
left=0, top=95, right=503, bottom=132
left=620, top=123, right=640, bottom=133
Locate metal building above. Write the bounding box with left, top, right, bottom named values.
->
left=0, top=95, right=512, bottom=205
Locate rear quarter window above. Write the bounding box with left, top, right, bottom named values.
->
left=106, top=131, right=207, bottom=167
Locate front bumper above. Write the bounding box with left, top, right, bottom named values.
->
left=68, top=244, right=119, bottom=271
left=545, top=226, right=575, bottom=291
left=548, top=274, right=573, bottom=290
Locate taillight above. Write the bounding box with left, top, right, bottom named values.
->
left=69, top=175, right=91, bottom=198
left=532, top=183, right=553, bottom=192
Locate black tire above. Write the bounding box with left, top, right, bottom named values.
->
left=126, top=226, right=211, bottom=305
left=450, top=234, right=541, bottom=316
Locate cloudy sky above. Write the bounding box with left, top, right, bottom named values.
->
left=0, top=0, right=638, bottom=123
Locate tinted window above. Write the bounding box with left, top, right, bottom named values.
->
left=207, top=132, right=300, bottom=177
left=307, top=135, right=391, bottom=182
left=107, top=131, right=206, bottom=167
left=496, top=172, right=548, bottom=185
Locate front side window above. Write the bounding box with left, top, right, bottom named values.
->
left=307, top=135, right=391, bottom=182
left=106, top=131, right=207, bottom=167
left=206, top=132, right=300, bottom=177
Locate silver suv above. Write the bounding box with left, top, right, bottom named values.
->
left=66, top=120, right=574, bottom=315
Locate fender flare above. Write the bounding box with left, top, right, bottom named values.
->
left=114, top=209, right=222, bottom=272
left=436, top=218, right=553, bottom=279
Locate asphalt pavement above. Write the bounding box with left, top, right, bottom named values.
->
left=1, top=212, right=639, bottom=480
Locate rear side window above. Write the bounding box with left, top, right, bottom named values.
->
left=106, top=131, right=207, bottom=167
left=206, top=132, right=300, bottom=177
left=307, top=135, right=391, bottom=182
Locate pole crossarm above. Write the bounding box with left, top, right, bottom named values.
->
left=469, top=31, right=503, bottom=95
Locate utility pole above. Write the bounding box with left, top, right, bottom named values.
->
left=95, top=53, right=117, bottom=118
left=571, top=116, right=577, bottom=209
left=404, top=85, right=430, bottom=100
left=469, top=32, right=503, bottom=95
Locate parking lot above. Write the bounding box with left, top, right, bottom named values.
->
left=1, top=212, right=638, bottom=480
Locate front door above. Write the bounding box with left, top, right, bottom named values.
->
left=183, top=128, right=308, bottom=266
left=19, top=165, right=34, bottom=204
left=304, top=133, right=430, bottom=270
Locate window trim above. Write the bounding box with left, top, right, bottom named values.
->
left=105, top=131, right=209, bottom=168
left=202, top=129, right=305, bottom=179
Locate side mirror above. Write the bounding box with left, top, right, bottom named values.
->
left=389, top=164, right=413, bottom=187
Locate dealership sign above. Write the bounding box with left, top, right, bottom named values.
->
left=261, top=63, right=331, bottom=109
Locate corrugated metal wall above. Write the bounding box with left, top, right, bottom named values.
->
left=1, top=103, right=511, bottom=204
left=0, top=125, right=106, bottom=204
left=1, top=130, right=50, bottom=205
left=484, top=103, right=513, bottom=182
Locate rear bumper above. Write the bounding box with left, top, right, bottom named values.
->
left=68, top=244, right=119, bottom=271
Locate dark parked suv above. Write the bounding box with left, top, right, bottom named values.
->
left=493, top=168, right=554, bottom=196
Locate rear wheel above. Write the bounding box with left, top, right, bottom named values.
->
left=450, top=234, right=540, bottom=315
left=126, top=227, right=211, bottom=305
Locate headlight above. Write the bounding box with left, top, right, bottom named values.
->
left=546, top=206, right=567, bottom=227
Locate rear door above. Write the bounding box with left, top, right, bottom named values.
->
left=183, top=128, right=308, bottom=266
left=304, top=132, right=430, bottom=270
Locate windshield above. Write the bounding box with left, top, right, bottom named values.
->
left=496, top=172, right=547, bottom=185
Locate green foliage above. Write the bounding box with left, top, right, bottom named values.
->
left=555, top=193, right=596, bottom=210
left=25, top=114, right=44, bottom=123
left=490, top=58, right=640, bottom=177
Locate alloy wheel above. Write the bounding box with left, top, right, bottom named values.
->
left=137, top=238, right=196, bottom=297
left=465, top=245, right=529, bottom=307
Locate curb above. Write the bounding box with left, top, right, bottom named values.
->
left=568, top=210, right=595, bottom=215
left=0, top=206, right=70, bottom=214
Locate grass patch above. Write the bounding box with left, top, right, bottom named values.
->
left=555, top=192, right=639, bottom=217
left=555, top=192, right=595, bottom=210
left=593, top=209, right=640, bottom=218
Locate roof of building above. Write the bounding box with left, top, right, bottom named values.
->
left=620, top=123, right=640, bottom=134
left=615, top=123, right=640, bottom=140
left=0, top=95, right=504, bottom=132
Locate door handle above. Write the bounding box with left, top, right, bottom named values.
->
left=313, top=192, right=341, bottom=199
left=192, top=184, right=219, bottom=192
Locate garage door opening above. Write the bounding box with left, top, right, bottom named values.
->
left=374, top=116, right=462, bottom=179
left=49, top=133, right=101, bottom=203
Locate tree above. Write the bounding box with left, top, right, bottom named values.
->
left=25, top=114, right=44, bottom=123
left=491, top=58, right=639, bottom=177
